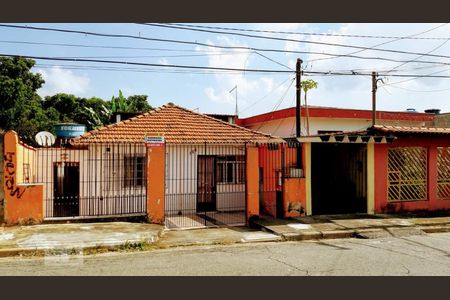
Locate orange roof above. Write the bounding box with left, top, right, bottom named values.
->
left=72, top=103, right=281, bottom=145
left=372, top=125, right=450, bottom=135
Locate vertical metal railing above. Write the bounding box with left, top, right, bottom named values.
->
left=23, top=139, right=148, bottom=219
left=164, top=143, right=247, bottom=229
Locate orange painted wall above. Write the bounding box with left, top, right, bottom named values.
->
left=246, top=145, right=259, bottom=221
left=3, top=131, right=43, bottom=225
left=374, top=136, right=450, bottom=213
left=258, top=144, right=306, bottom=217
left=283, top=178, right=306, bottom=217
left=146, top=145, right=165, bottom=224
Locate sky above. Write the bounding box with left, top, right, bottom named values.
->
left=1, top=23, right=450, bottom=118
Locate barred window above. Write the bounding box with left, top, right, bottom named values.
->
left=216, top=155, right=245, bottom=184
left=123, top=156, right=145, bottom=187
left=437, top=147, right=450, bottom=199
left=388, top=147, right=427, bottom=202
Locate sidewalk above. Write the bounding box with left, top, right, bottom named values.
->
left=252, top=214, right=450, bottom=240
left=0, top=214, right=449, bottom=257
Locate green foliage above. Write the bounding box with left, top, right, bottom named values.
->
left=301, top=79, right=319, bottom=94
left=110, top=92, right=152, bottom=113
left=0, top=57, right=49, bottom=143
left=0, top=57, right=153, bottom=142
left=126, top=95, right=152, bottom=113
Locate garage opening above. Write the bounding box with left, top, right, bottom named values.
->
left=311, top=143, right=367, bottom=215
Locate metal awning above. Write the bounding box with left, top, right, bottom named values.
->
left=296, top=132, right=396, bottom=144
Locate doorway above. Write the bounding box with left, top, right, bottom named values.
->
left=197, top=156, right=217, bottom=211
left=53, top=162, right=80, bottom=217
left=311, top=143, right=367, bottom=215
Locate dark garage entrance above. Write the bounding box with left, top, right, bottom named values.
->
left=311, top=143, right=367, bottom=215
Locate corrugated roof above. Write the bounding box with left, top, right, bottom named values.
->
left=372, top=125, right=450, bottom=135
left=72, top=103, right=282, bottom=145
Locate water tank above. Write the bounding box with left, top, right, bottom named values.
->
left=54, top=123, right=86, bottom=138
left=424, top=109, right=441, bottom=114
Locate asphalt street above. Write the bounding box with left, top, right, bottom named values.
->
left=0, top=233, right=449, bottom=275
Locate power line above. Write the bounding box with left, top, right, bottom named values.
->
left=0, top=53, right=292, bottom=73
left=308, top=23, right=448, bottom=63
left=386, top=85, right=450, bottom=93
left=0, top=39, right=225, bottom=53
left=166, top=23, right=450, bottom=41
left=386, top=37, right=450, bottom=73
left=6, top=53, right=450, bottom=80
left=3, top=24, right=450, bottom=67
left=141, top=23, right=450, bottom=61
left=240, top=76, right=295, bottom=113
left=34, top=63, right=279, bottom=75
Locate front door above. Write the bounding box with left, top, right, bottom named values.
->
left=53, top=162, right=80, bottom=217
left=197, top=156, right=216, bottom=211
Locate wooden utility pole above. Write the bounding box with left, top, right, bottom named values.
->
left=296, top=58, right=303, bottom=169
left=372, top=71, right=377, bottom=127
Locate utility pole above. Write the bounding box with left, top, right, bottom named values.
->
left=229, top=85, right=238, bottom=117
left=372, top=71, right=377, bottom=127
left=296, top=58, right=303, bottom=169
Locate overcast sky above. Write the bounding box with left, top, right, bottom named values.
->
left=2, top=23, right=450, bottom=117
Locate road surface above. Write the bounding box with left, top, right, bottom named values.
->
left=0, top=233, right=449, bottom=275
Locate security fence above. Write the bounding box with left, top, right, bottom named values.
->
left=164, top=143, right=247, bottom=229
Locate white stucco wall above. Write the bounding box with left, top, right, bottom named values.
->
left=165, top=144, right=246, bottom=214
left=36, top=144, right=147, bottom=218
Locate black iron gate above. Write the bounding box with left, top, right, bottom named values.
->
left=28, top=141, right=148, bottom=219
left=164, top=143, right=247, bottom=229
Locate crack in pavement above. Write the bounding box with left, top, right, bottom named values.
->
left=402, top=264, right=411, bottom=275
left=262, top=244, right=309, bottom=275
left=267, top=255, right=310, bottom=275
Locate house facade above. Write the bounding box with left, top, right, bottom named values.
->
left=2, top=103, right=307, bottom=228
left=237, top=106, right=437, bottom=137
left=238, top=106, right=450, bottom=215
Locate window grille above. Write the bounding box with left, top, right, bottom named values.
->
left=437, top=147, right=450, bottom=199
left=388, top=147, right=427, bottom=201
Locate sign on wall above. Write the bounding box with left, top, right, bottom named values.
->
left=144, top=136, right=165, bottom=148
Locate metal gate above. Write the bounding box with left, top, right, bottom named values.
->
left=164, top=143, right=247, bottom=229
left=26, top=140, right=148, bottom=219
left=259, top=141, right=302, bottom=218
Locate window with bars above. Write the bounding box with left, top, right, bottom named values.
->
left=216, top=155, right=245, bottom=184
left=123, top=156, right=145, bottom=187
left=437, top=147, right=450, bottom=199
left=388, top=147, right=427, bottom=202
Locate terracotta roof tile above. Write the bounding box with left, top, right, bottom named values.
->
left=72, top=103, right=282, bottom=145
left=372, top=124, right=450, bottom=135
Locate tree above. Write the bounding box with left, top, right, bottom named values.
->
left=126, top=95, right=152, bottom=113
left=301, top=79, right=318, bottom=136
left=110, top=91, right=152, bottom=114
left=43, top=93, right=112, bottom=131
left=0, top=57, right=55, bottom=143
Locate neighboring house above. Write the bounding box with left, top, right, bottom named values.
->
left=297, top=125, right=450, bottom=215
left=237, top=106, right=438, bottom=137
left=3, top=103, right=303, bottom=228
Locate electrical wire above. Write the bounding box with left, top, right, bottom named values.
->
left=3, top=24, right=450, bottom=67
left=166, top=23, right=450, bottom=41
left=0, top=53, right=292, bottom=73
left=141, top=23, right=450, bottom=60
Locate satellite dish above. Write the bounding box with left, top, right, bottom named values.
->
left=35, top=131, right=56, bottom=147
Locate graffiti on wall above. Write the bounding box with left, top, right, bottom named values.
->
left=4, top=152, right=25, bottom=199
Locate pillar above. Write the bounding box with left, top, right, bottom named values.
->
left=367, top=142, right=375, bottom=214
left=146, top=145, right=165, bottom=224
left=304, top=142, right=312, bottom=215
left=246, top=145, right=259, bottom=221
